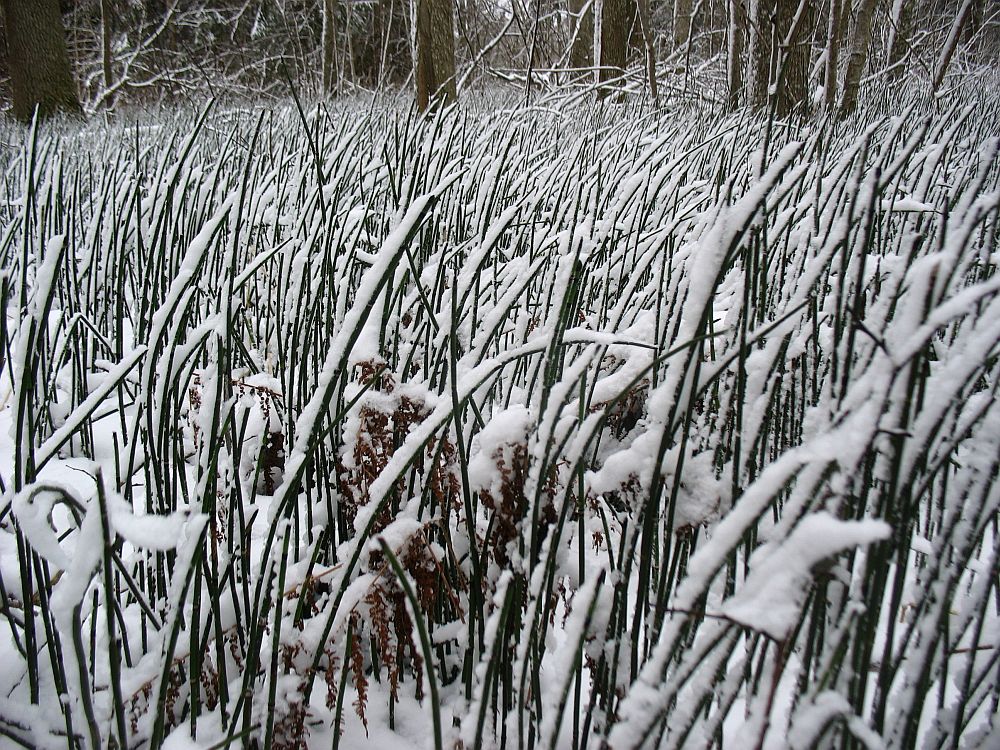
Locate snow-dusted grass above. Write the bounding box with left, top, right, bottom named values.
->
left=1, top=94, right=998, bottom=749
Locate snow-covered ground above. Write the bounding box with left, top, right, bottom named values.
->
left=1, top=95, right=998, bottom=748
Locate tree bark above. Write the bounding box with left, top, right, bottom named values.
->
left=101, top=0, right=114, bottom=92
left=674, top=0, right=693, bottom=49
left=840, top=0, right=879, bottom=115
left=597, top=0, right=637, bottom=95
left=322, top=0, right=338, bottom=94
left=568, top=0, right=595, bottom=73
left=964, top=0, right=986, bottom=44
left=823, top=0, right=842, bottom=108
left=726, top=0, right=746, bottom=108
left=636, top=0, right=658, bottom=100
left=0, top=0, right=81, bottom=121
left=932, top=0, right=975, bottom=95
left=413, top=0, right=456, bottom=110
left=751, top=0, right=813, bottom=116
left=885, top=0, right=912, bottom=79
left=749, top=0, right=775, bottom=108
left=774, top=0, right=813, bottom=117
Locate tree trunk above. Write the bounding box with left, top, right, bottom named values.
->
left=0, top=0, right=81, bottom=121
left=774, top=0, right=813, bottom=117
left=932, top=0, right=975, bottom=94
left=674, top=0, right=693, bottom=49
left=413, top=0, right=456, bottom=110
left=726, top=0, right=746, bottom=108
left=751, top=0, right=813, bottom=116
left=749, top=0, right=775, bottom=108
left=636, top=0, right=658, bottom=100
left=823, top=0, right=842, bottom=108
left=597, top=0, right=636, bottom=95
left=964, top=0, right=986, bottom=44
left=568, top=0, right=595, bottom=73
left=322, top=0, right=338, bottom=93
left=101, top=0, right=113, bottom=92
left=840, top=0, right=879, bottom=115
left=885, top=0, right=913, bottom=79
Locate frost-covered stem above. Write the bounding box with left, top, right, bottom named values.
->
left=97, top=471, right=129, bottom=750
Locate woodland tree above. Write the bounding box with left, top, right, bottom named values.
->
left=727, top=0, right=747, bottom=108
left=0, top=0, right=992, bottom=117
left=886, top=0, right=916, bottom=79
left=1, top=0, right=81, bottom=120
left=674, top=0, right=692, bottom=49
left=823, top=0, right=844, bottom=108
left=636, top=0, right=658, bottom=100
left=414, top=0, right=457, bottom=110
left=749, top=0, right=774, bottom=108
left=597, top=0, right=638, bottom=94
left=933, top=0, right=975, bottom=93
left=568, top=0, right=595, bottom=72
left=775, top=0, right=813, bottom=117
left=841, top=0, right=881, bottom=115
left=322, top=0, right=338, bottom=93
left=748, top=0, right=815, bottom=117
left=100, top=0, right=113, bottom=91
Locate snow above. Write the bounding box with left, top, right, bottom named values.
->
left=720, top=513, right=891, bottom=640
left=11, top=484, right=74, bottom=569
left=466, top=404, right=532, bottom=495
left=881, top=196, right=937, bottom=213
left=109, top=494, right=193, bottom=551
left=0, top=96, right=997, bottom=750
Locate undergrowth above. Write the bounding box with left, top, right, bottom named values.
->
left=0, top=92, right=998, bottom=748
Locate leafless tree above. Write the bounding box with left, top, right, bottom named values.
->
left=823, top=0, right=843, bottom=108
left=749, top=0, right=775, bottom=108
left=776, top=0, right=813, bottom=116
left=1, top=0, right=81, bottom=120
left=100, top=0, right=113, bottom=92
left=886, top=0, right=915, bottom=79
left=322, top=0, right=338, bottom=94
left=727, top=0, right=747, bottom=108
left=596, top=0, right=637, bottom=95
left=636, top=0, right=658, bottom=99
left=414, top=0, right=457, bottom=109
left=675, top=0, right=693, bottom=49
left=840, top=0, right=880, bottom=115
left=750, top=0, right=815, bottom=116
left=932, top=0, right=975, bottom=94
left=568, top=0, right=595, bottom=73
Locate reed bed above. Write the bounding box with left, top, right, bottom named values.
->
left=0, top=92, right=998, bottom=749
